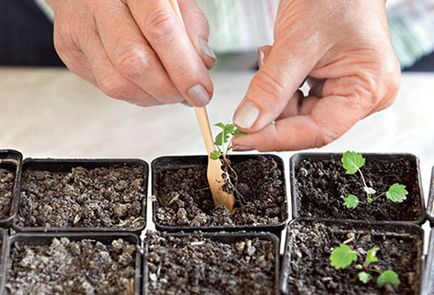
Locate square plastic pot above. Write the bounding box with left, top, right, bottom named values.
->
left=280, top=218, right=424, bottom=295
left=0, top=232, right=142, bottom=295
left=290, top=153, right=426, bottom=224
left=151, top=154, right=288, bottom=236
left=0, top=150, right=23, bottom=227
left=425, top=167, right=434, bottom=224
left=12, top=158, right=148, bottom=233
left=143, top=231, right=280, bottom=295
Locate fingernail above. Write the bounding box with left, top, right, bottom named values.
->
left=198, top=37, right=216, bottom=60
left=233, top=101, right=260, bottom=129
left=257, top=48, right=265, bottom=68
left=233, top=145, right=253, bottom=151
left=187, top=84, right=211, bottom=106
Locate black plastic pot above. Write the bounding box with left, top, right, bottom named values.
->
left=290, top=153, right=426, bottom=224
left=425, top=167, right=434, bottom=224
left=280, top=218, right=424, bottom=295
left=422, top=227, right=434, bottom=295
left=0, top=228, right=8, bottom=292
left=0, top=150, right=22, bottom=227
left=12, top=158, right=148, bottom=233
left=0, top=232, right=142, bottom=295
left=151, top=154, right=288, bottom=236
left=143, top=231, right=280, bottom=295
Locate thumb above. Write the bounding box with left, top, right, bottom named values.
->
left=179, top=0, right=216, bottom=69
left=233, top=43, right=316, bottom=132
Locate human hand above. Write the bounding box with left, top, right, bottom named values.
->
left=232, top=0, right=400, bottom=151
left=46, top=0, right=215, bottom=106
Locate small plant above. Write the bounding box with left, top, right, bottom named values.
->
left=330, top=242, right=400, bottom=288
left=210, top=123, right=244, bottom=160
left=341, top=151, right=408, bottom=209
left=209, top=123, right=245, bottom=203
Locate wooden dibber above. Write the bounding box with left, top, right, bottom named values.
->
left=168, top=0, right=235, bottom=212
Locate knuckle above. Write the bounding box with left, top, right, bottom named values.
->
left=252, top=70, right=287, bottom=103
left=114, top=45, right=149, bottom=78
left=145, top=9, right=177, bottom=40
left=382, top=61, right=401, bottom=108
left=98, top=78, right=127, bottom=99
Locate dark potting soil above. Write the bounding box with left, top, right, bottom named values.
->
left=17, top=164, right=145, bottom=228
left=5, top=237, right=137, bottom=295
left=154, top=156, right=287, bottom=227
left=145, top=232, right=277, bottom=295
left=0, top=166, right=15, bottom=219
left=295, top=156, right=422, bottom=221
left=285, top=222, right=421, bottom=295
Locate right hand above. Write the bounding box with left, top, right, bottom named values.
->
left=46, top=0, right=215, bottom=107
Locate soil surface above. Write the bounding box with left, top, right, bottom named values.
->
left=154, top=156, right=287, bottom=227
left=0, top=165, right=15, bottom=219
left=294, top=156, right=422, bottom=221
left=285, top=221, right=422, bottom=295
left=145, top=232, right=277, bottom=294
left=17, top=164, right=145, bottom=229
left=5, top=237, right=137, bottom=295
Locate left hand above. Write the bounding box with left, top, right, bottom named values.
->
left=232, top=0, right=400, bottom=151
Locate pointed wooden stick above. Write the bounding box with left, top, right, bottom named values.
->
left=168, top=0, right=235, bottom=212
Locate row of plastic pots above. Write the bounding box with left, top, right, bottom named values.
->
left=0, top=219, right=429, bottom=294
left=0, top=150, right=432, bottom=233
left=1, top=149, right=434, bottom=294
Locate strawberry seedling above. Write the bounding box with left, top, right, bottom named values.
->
left=341, top=151, right=408, bottom=209
left=330, top=242, right=400, bottom=289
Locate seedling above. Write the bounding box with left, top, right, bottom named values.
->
left=341, top=151, right=408, bottom=209
left=330, top=242, right=400, bottom=288
left=210, top=123, right=244, bottom=160
left=209, top=123, right=245, bottom=204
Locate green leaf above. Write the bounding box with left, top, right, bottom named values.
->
left=223, top=124, right=235, bottom=134
left=364, top=187, right=376, bottom=195
left=385, top=183, right=408, bottom=203
left=341, top=151, right=365, bottom=174
left=358, top=272, right=371, bottom=284
left=210, top=150, right=222, bottom=160
left=377, top=270, right=400, bottom=288
left=366, top=246, right=379, bottom=264
left=355, top=264, right=363, bottom=270
left=330, top=244, right=358, bottom=269
left=343, top=195, right=359, bottom=209
left=215, top=122, right=226, bottom=129
left=214, top=131, right=230, bottom=146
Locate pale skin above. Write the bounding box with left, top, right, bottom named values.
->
left=47, top=0, right=400, bottom=152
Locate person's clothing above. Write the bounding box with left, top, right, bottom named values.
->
left=0, top=0, right=62, bottom=66
left=388, top=0, right=434, bottom=69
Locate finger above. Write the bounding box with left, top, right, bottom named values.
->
left=233, top=94, right=367, bottom=151
left=127, top=0, right=213, bottom=107
left=277, top=94, right=321, bottom=120
left=179, top=0, right=216, bottom=69
left=78, top=31, right=160, bottom=106
left=276, top=90, right=303, bottom=119
left=94, top=1, right=183, bottom=104
left=233, top=42, right=317, bottom=132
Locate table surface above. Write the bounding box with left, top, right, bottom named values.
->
left=1, top=67, right=434, bottom=240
